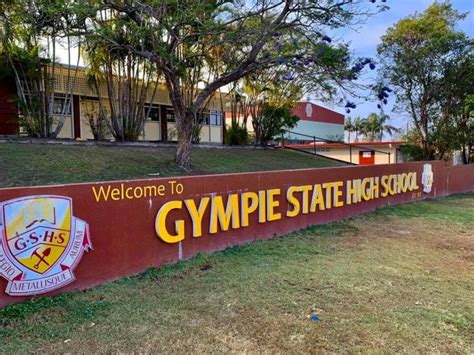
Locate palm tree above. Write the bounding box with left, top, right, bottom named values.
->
left=344, top=117, right=355, bottom=143
left=361, top=113, right=381, bottom=141
left=361, top=113, right=400, bottom=141
left=353, top=116, right=363, bottom=142
left=377, top=113, right=400, bottom=141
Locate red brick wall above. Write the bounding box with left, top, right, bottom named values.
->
left=0, top=83, right=18, bottom=135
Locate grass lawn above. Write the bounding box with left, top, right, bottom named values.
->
left=0, top=142, right=344, bottom=188
left=1, top=194, right=473, bottom=353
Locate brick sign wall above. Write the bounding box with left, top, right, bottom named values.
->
left=0, top=161, right=473, bottom=307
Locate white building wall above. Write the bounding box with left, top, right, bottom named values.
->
left=286, top=121, right=344, bottom=141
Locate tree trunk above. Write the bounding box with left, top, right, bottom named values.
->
left=175, top=111, right=193, bottom=169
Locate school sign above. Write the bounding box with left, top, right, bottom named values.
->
left=0, top=161, right=472, bottom=307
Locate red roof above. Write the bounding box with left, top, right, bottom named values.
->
left=284, top=141, right=405, bottom=149
left=291, top=102, right=344, bottom=125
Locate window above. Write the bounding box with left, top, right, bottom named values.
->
left=166, top=107, right=175, bottom=122
left=145, top=106, right=160, bottom=121
left=53, top=97, right=72, bottom=116
left=209, top=110, right=222, bottom=126
left=197, top=110, right=210, bottom=125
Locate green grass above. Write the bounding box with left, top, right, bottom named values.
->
left=1, top=195, right=473, bottom=353
left=0, top=142, right=344, bottom=187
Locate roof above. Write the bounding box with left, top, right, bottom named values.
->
left=285, top=141, right=405, bottom=149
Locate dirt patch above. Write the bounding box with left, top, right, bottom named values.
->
left=338, top=216, right=474, bottom=277
left=438, top=234, right=474, bottom=251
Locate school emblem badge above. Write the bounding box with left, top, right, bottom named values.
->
left=0, top=195, right=92, bottom=296
left=421, top=163, right=434, bottom=194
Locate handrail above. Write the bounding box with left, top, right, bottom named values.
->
left=281, top=129, right=392, bottom=164
left=284, top=145, right=357, bottom=165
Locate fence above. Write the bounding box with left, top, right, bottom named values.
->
left=280, top=130, right=393, bottom=165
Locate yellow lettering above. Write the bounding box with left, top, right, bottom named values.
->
left=361, top=178, right=372, bottom=201
left=210, top=194, right=240, bottom=233
left=144, top=185, right=157, bottom=197
left=388, top=175, right=396, bottom=195
left=371, top=177, right=380, bottom=199
left=310, top=184, right=325, bottom=212
left=111, top=188, right=120, bottom=201
left=267, top=189, right=281, bottom=221
left=334, top=181, right=344, bottom=207
left=157, top=185, right=166, bottom=196
left=155, top=201, right=184, bottom=243
left=134, top=187, right=143, bottom=199
left=286, top=186, right=301, bottom=218
left=322, top=182, right=335, bottom=209
left=241, top=192, right=259, bottom=227
left=381, top=175, right=389, bottom=197
left=346, top=179, right=359, bottom=204
left=92, top=185, right=111, bottom=202
left=184, top=198, right=210, bottom=238
left=300, top=185, right=312, bottom=214
left=258, top=191, right=266, bottom=223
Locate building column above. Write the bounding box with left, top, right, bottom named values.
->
left=73, top=95, right=81, bottom=139
left=160, top=105, right=168, bottom=142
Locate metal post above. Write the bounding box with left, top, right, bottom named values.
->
left=350, top=144, right=352, bottom=164
left=313, top=136, right=316, bottom=155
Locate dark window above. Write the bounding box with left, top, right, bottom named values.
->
left=53, top=97, right=72, bottom=115
left=145, top=106, right=160, bottom=121
left=166, top=107, right=175, bottom=122
left=197, top=110, right=210, bottom=125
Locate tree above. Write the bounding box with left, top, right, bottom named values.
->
left=240, top=67, right=303, bottom=145
left=353, top=116, right=363, bottom=142
left=83, top=12, right=161, bottom=142
left=0, top=0, right=82, bottom=138
left=77, top=0, right=385, bottom=168
left=435, top=49, right=474, bottom=162
left=256, top=104, right=299, bottom=146
left=360, top=112, right=399, bottom=142
left=375, top=112, right=399, bottom=141
left=377, top=2, right=472, bottom=159
left=460, top=96, right=474, bottom=163
left=360, top=113, right=381, bottom=142
left=344, top=117, right=354, bottom=143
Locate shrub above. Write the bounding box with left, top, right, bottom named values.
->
left=225, top=125, right=249, bottom=145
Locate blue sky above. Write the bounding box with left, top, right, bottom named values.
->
left=56, top=0, right=472, bottom=134
left=313, top=0, right=474, bottom=132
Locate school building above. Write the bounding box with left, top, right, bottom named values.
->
left=226, top=101, right=346, bottom=142
left=283, top=141, right=404, bottom=165
left=0, top=65, right=226, bottom=143
left=287, top=101, right=345, bottom=141
left=0, top=66, right=404, bottom=165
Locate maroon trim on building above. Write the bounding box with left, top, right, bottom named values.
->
left=160, top=105, right=168, bottom=141
left=284, top=141, right=404, bottom=149
left=73, top=95, right=81, bottom=139
left=291, top=102, right=344, bottom=125
left=0, top=82, right=19, bottom=135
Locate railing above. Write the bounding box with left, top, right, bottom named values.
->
left=280, top=130, right=392, bottom=165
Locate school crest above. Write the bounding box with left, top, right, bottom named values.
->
left=421, top=164, right=434, bottom=193
left=0, top=195, right=92, bottom=296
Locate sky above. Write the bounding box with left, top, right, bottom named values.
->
left=55, top=0, right=473, bottom=134
left=314, top=0, right=474, bottom=133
